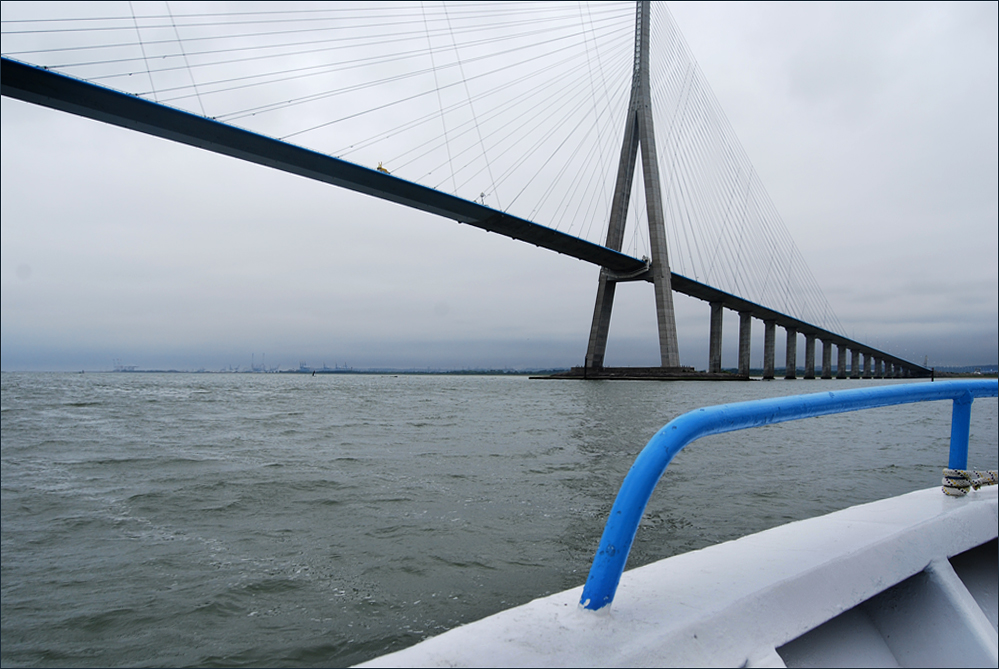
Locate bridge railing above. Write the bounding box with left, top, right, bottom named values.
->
left=579, top=379, right=999, bottom=611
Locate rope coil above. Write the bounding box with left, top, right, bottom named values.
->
left=941, top=468, right=999, bottom=496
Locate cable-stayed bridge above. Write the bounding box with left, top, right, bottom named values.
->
left=0, top=2, right=929, bottom=378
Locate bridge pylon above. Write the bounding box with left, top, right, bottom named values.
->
left=585, top=0, right=680, bottom=370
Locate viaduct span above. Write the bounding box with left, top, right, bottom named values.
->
left=0, top=3, right=928, bottom=380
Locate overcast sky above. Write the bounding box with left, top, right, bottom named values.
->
left=2, top=1, right=997, bottom=371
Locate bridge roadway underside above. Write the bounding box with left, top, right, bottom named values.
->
left=0, top=57, right=642, bottom=274
left=1, top=58, right=928, bottom=379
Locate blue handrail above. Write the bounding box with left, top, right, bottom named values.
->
left=579, top=379, right=999, bottom=611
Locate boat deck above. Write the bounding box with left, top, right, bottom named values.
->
left=359, top=485, right=998, bottom=667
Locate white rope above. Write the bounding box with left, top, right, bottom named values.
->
left=941, top=468, right=999, bottom=496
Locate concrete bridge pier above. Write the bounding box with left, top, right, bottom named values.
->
left=850, top=349, right=861, bottom=379
left=784, top=328, right=797, bottom=379
left=837, top=345, right=848, bottom=379
left=709, top=302, right=723, bottom=373
left=738, top=312, right=752, bottom=377
left=803, top=335, right=816, bottom=379
left=763, top=319, right=776, bottom=380
left=863, top=353, right=873, bottom=378
left=875, top=358, right=883, bottom=378
left=821, top=340, right=833, bottom=379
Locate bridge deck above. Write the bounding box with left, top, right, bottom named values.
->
left=1, top=56, right=926, bottom=375
left=0, top=57, right=643, bottom=275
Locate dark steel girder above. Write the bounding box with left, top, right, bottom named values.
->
left=1, top=57, right=646, bottom=274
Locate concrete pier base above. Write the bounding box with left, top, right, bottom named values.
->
left=738, top=312, right=752, bottom=377
left=709, top=302, right=723, bottom=373
left=837, top=345, right=848, bottom=379
left=784, top=328, right=797, bottom=379
left=539, top=367, right=746, bottom=381
left=763, top=320, right=776, bottom=380
left=821, top=340, right=833, bottom=379
left=804, top=335, right=816, bottom=379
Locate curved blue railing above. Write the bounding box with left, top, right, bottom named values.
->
left=579, top=379, right=999, bottom=611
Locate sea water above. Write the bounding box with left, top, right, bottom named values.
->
left=2, top=372, right=996, bottom=667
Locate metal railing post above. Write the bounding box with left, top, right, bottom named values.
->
left=580, top=379, right=998, bottom=611
left=949, top=392, right=974, bottom=470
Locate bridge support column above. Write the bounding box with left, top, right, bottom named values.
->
left=584, top=1, right=679, bottom=370
left=738, top=312, right=752, bottom=377
left=803, top=335, right=816, bottom=379
left=837, top=345, right=848, bottom=379
left=863, top=353, right=872, bottom=378
left=784, top=328, right=797, bottom=379
left=874, top=358, right=883, bottom=378
left=637, top=0, right=679, bottom=368
left=585, top=273, right=617, bottom=369
left=850, top=349, right=861, bottom=379
left=709, top=302, right=723, bottom=373
left=763, top=320, right=775, bottom=380
left=821, top=340, right=833, bottom=379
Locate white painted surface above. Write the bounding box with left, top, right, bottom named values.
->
left=358, top=486, right=998, bottom=668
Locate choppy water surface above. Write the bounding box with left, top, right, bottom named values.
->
left=2, top=372, right=996, bottom=667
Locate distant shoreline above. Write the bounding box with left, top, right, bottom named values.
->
left=3, top=367, right=996, bottom=377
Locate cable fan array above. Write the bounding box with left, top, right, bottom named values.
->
left=649, top=7, right=842, bottom=333
left=1, top=1, right=841, bottom=334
